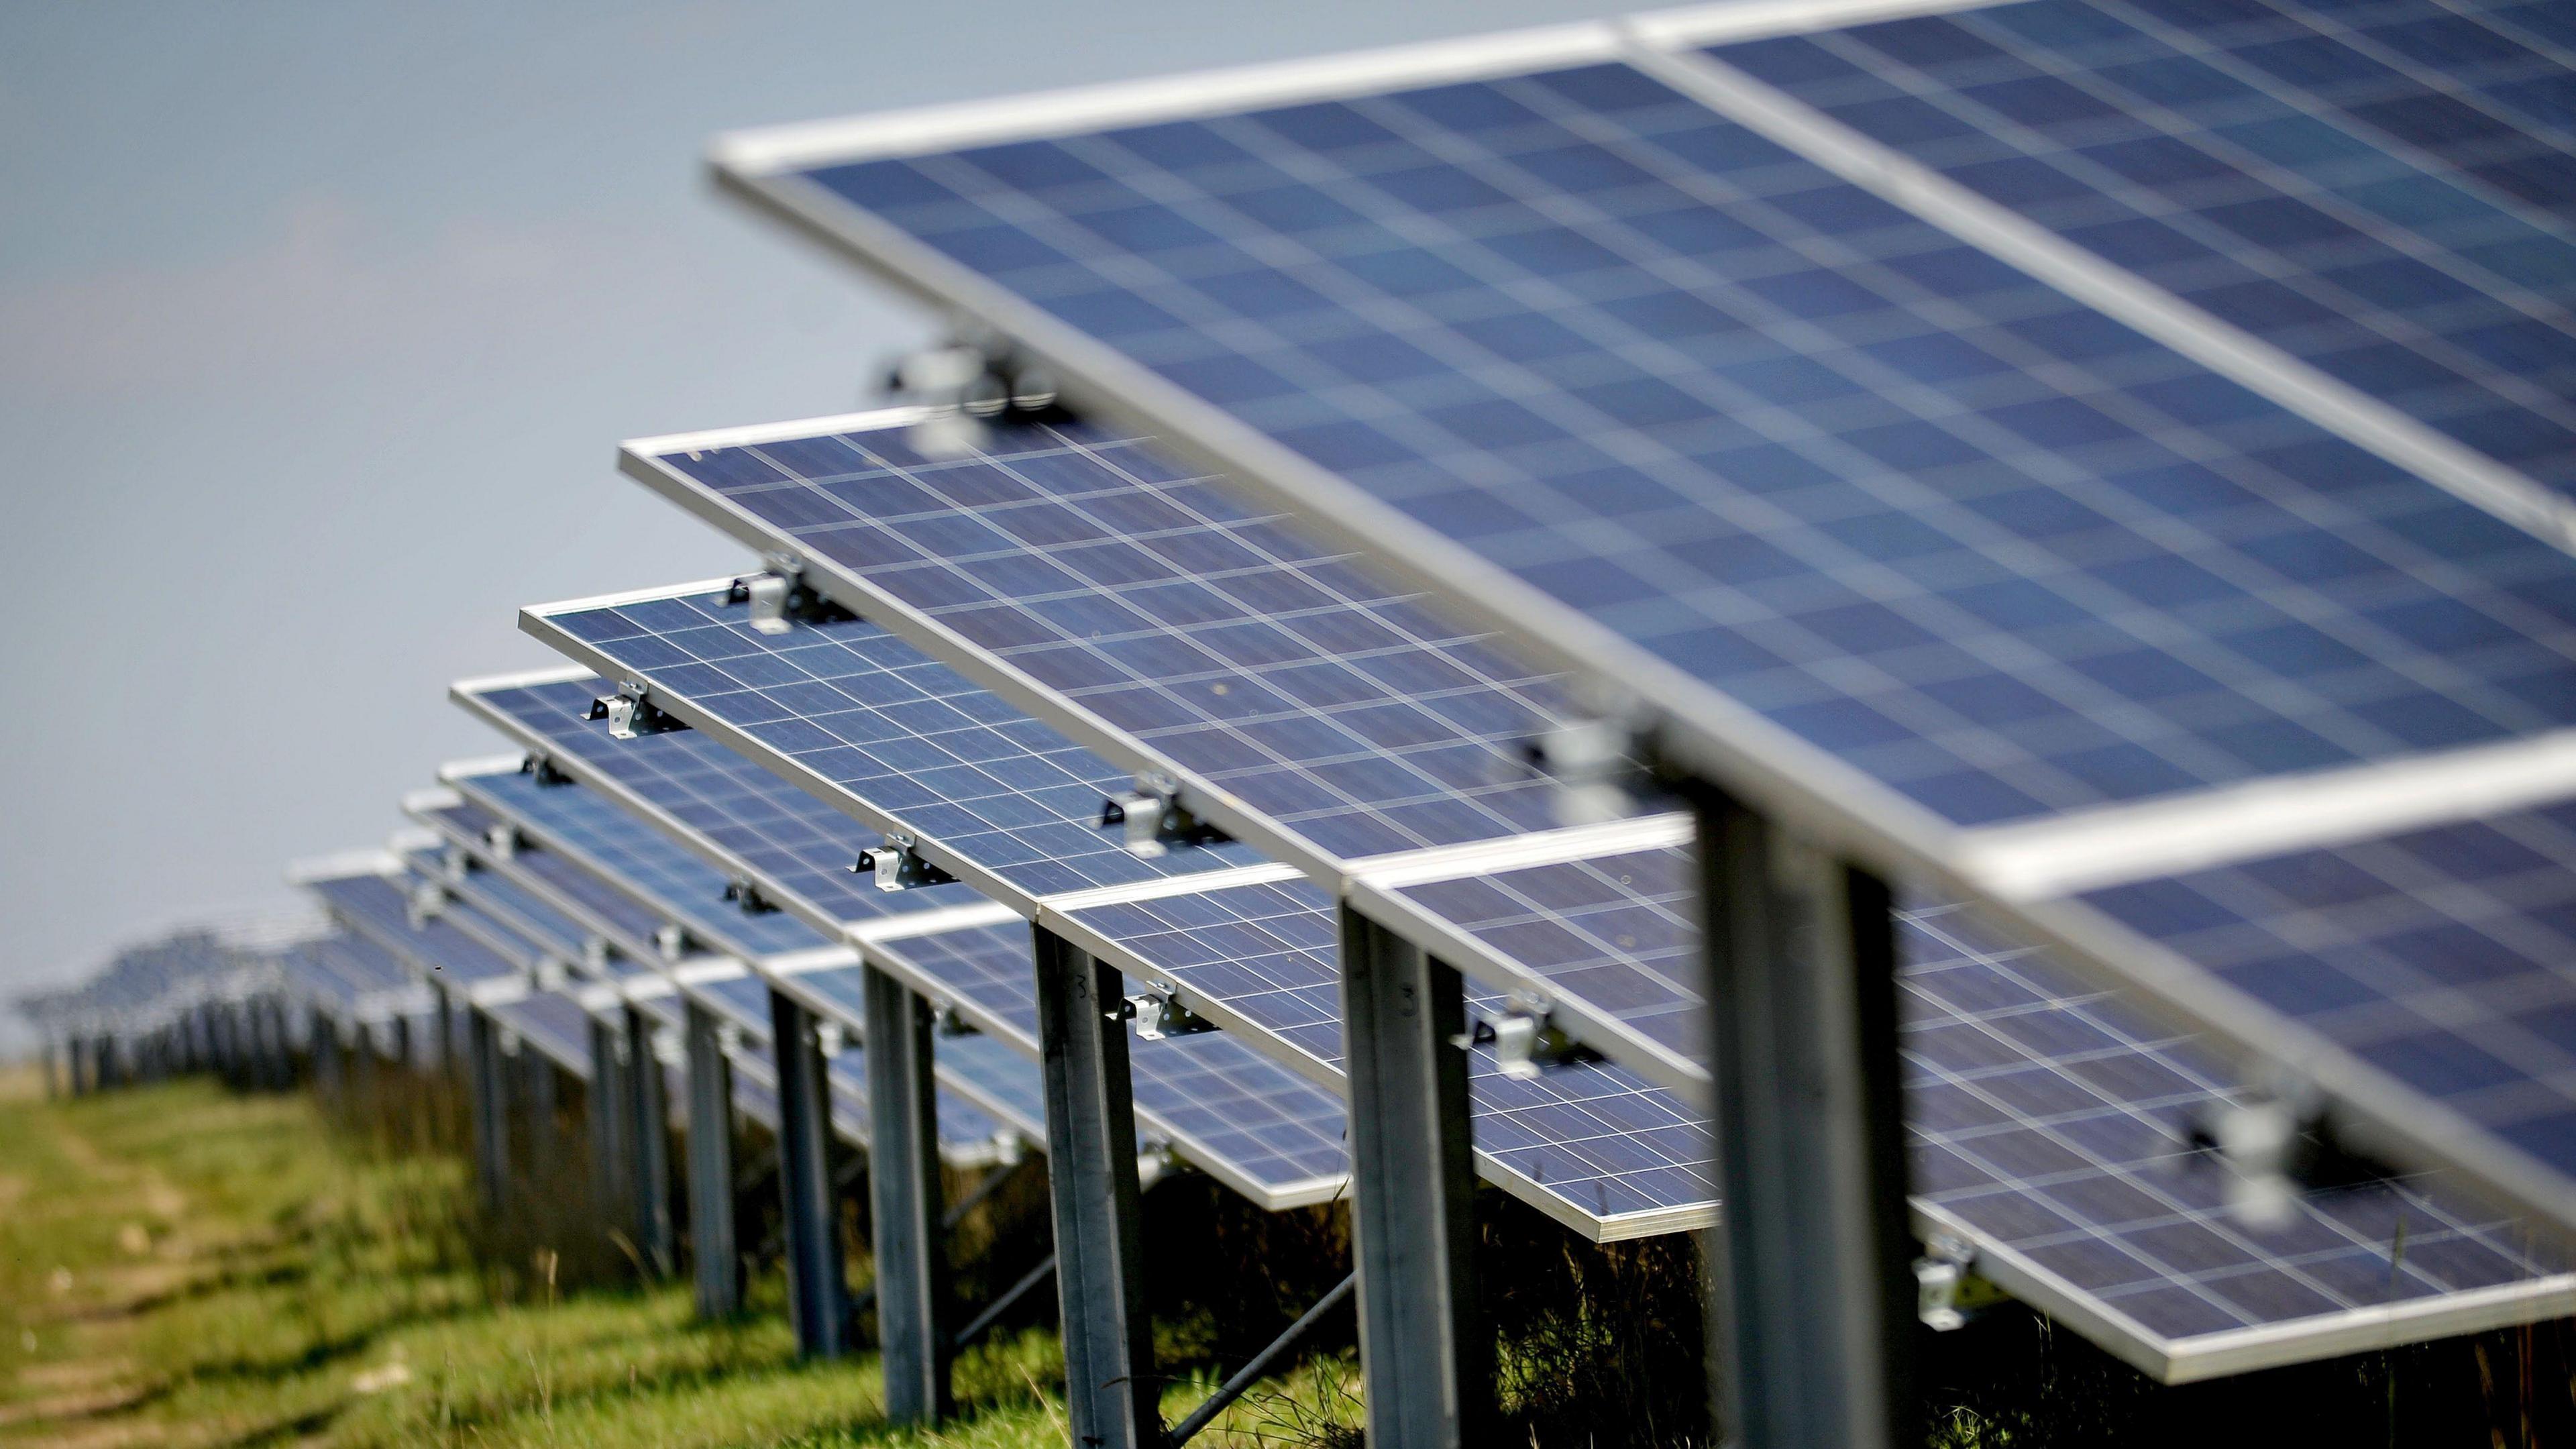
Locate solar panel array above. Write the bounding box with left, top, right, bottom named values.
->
left=415, top=764, right=1052, bottom=1155
left=450, top=672, right=1364, bottom=1210
left=515, top=580, right=1722, bottom=1237
left=705, top=0, right=2576, bottom=1242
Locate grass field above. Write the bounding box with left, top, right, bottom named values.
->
left=0, top=1067, right=1361, bottom=1448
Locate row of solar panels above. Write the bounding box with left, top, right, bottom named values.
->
left=28, top=402, right=2575, bottom=1382
left=702, top=0, right=2576, bottom=1254
left=30, top=0, right=2576, bottom=1397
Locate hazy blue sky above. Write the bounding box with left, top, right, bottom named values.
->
left=0, top=0, right=1642, bottom=1046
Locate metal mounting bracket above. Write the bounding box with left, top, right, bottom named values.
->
left=1126, top=984, right=1217, bottom=1042
left=587, top=680, right=690, bottom=741
left=532, top=958, right=569, bottom=993
left=405, top=881, right=447, bottom=930
left=523, top=752, right=574, bottom=788
left=582, top=936, right=612, bottom=974
left=885, top=333, right=1065, bottom=456
left=723, top=875, right=781, bottom=916
left=1913, top=1232, right=1980, bottom=1332
left=853, top=833, right=959, bottom=892
left=1518, top=716, right=1654, bottom=826
left=484, top=822, right=520, bottom=861
left=813, top=1019, right=848, bottom=1057
left=729, top=557, right=855, bottom=635
left=1099, top=772, right=1233, bottom=858
left=1454, top=996, right=1600, bottom=1079
left=653, top=922, right=690, bottom=962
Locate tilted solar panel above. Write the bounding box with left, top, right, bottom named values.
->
left=514, top=580, right=1717, bottom=1238
left=780, top=934, right=1344, bottom=1207
left=705, top=11, right=2576, bottom=1231
left=1366, top=839, right=2576, bottom=1376
left=452, top=670, right=1368, bottom=1210
left=415, top=765, right=1051, bottom=1150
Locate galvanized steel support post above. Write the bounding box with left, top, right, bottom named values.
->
left=683, top=1000, right=742, bottom=1318
left=1690, top=788, right=1915, bottom=1449
left=770, top=989, right=854, bottom=1358
left=590, top=1015, right=635, bottom=1236
left=625, top=1006, right=678, bottom=1279
left=1338, top=904, right=1485, bottom=1449
left=1030, top=927, right=1157, bottom=1449
left=466, top=1007, right=512, bottom=1212
left=865, top=964, right=952, bottom=1425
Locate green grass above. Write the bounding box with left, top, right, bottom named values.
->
left=0, top=1070, right=1361, bottom=1448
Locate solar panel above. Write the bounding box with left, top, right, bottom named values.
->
left=453, top=669, right=1364, bottom=1208
left=798, top=920, right=1348, bottom=1208
left=417, top=764, right=1052, bottom=1149
left=1707, top=0, right=2576, bottom=522
left=454, top=669, right=1000, bottom=933
left=487, top=990, right=596, bottom=1081
left=1052, top=873, right=1719, bottom=1236
left=706, top=13, right=2576, bottom=1230
left=1902, top=896, right=2575, bottom=1381
left=299, top=863, right=521, bottom=993
left=515, top=582, right=1717, bottom=1238
left=619, top=420, right=1615, bottom=873
left=431, top=767, right=834, bottom=963
left=528, top=585, right=1273, bottom=900
left=1366, top=837, right=2576, bottom=1375
left=2072, top=789, right=2576, bottom=1181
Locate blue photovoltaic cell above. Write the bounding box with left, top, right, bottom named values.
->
left=1713, top=0, right=2576, bottom=497
left=449, top=769, right=833, bottom=960
left=536, top=590, right=1271, bottom=898
left=1059, top=876, right=1718, bottom=1224
left=1903, top=898, right=2568, bottom=1354
left=777, top=64, right=2576, bottom=829
left=464, top=675, right=996, bottom=928
left=845, top=922, right=1350, bottom=1197
left=305, top=873, right=517, bottom=986
left=2080, top=794, right=2576, bottom=1171
left=637, top=423, right=1593, bottom=861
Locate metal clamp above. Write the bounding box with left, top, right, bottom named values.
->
left=853, top=832, right=958, bottom=892
left=653, top=922, right=689, bottom=962
left=531, top=958, right=569, bottom=993
left=1454, top=997, right=1599, bottom=1079
left=1913, top=1232, right=1980, bottom=1332
left=1518, top=716, right=1651, bottom=827
left=714, top=1020, right=745, bottom=1055
left=2206, top=1099, right=2302, bottom=1229
left=496, top=1028, right=523, bottom=1059
left=1099, top=771, right=1232, bottom=858
left=586, top=680, right=689, bottom=741
left=1126, top=985, right=1216, bottom=1042
left=722, top=875, right=780, bottom=916
left=439, top=845, right=472, bottom=886
left=522, top=752, right=574, bottom=788
left=582, top=936, right=612, bottom=974
left=813, top=1020, right=848, bottom=1057
left=886, top=335, right=1065, bottom=456
left=484, top=822, right=520, bottom=861
left=729, top=558, right=853, bottom=636
left=405, top=881, right=447, bottom=930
